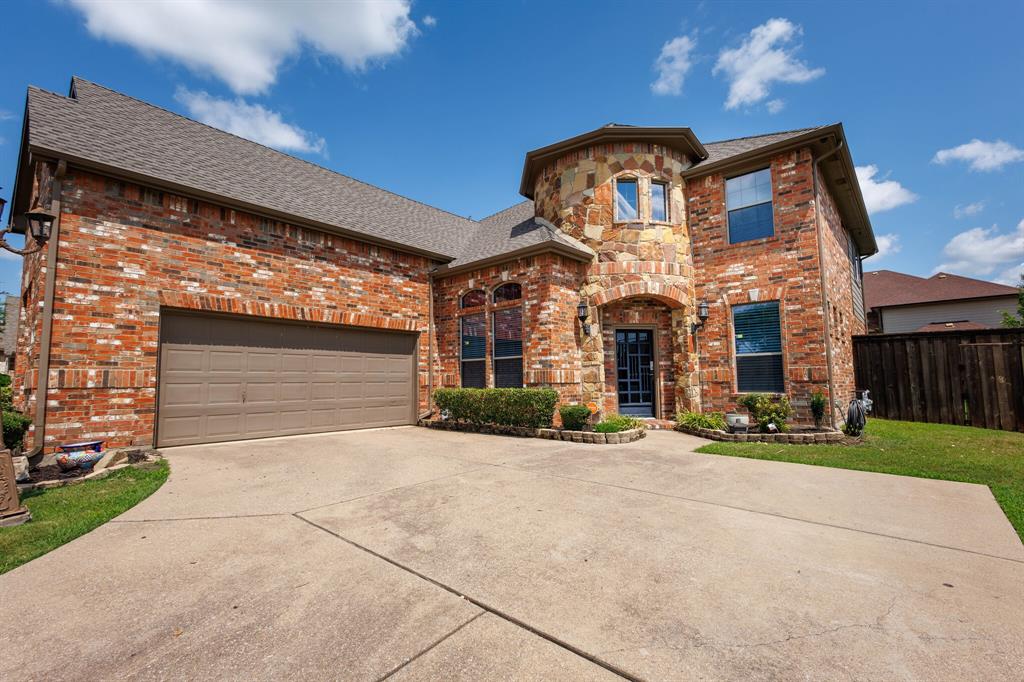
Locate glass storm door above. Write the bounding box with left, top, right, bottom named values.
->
left=615, top=329, right=654, bottom=417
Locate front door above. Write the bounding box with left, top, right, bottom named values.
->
left=615, top=329, right=654, bottom=417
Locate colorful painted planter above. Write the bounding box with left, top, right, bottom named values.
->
left=55, top=440, right=106, bottom=472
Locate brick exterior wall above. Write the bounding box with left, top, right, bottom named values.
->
left=431, top=254, right=586, bottom=404
left=14, top=164, right=434, bottom=451
left=15, top=138, right=867, bottom=447
left=687, top=149, right=829, bottom=424
left=816, top=164, right=867, bottom=417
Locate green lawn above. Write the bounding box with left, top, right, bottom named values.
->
left=697, top=418, right=1024, bottom=542
left=0, top=461, right=169, bottom=575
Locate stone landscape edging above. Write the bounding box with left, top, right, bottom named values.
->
left=419, top=419, right=646, bottom=444
left=676, top=425, right=848, bottom=444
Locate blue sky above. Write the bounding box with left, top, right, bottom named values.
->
left=1, top=0, right=1022, bottom=295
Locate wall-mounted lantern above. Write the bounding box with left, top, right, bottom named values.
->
left=0, top=191, right=58, bottom=256
left=577, top=299, right=592, bottom=336
left=691, top=300, right=710, bottom=334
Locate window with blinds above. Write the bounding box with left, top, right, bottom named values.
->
left=460, top=313, right=486, bottom=388
left=493, top=307, right=523, bottom=388
left=733, top=301, right=784, bottom=393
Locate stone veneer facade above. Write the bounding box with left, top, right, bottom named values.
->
left=531, top=142, right=700, bottom=418
left=15, top=129, right=868, bottom=451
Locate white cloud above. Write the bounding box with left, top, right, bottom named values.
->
left=854, top=165, right=917, bottom=214
left=953, top=201, right=985, bottom=219
left=422, top=15, right=437, bottom=27
left=175, top=88, right=326, bottom=154
left=0, top=110, right=13, bottom=121
left=997, top=263, right=1024, bottom=286
left=67, top=0, right=418, bottom=94
left=935, top=219, right=1024, bottom=278
left=933, top=139, right=1024, bottom=172
left=712, top=18, right=824, bottom=109
left=872, top=233, right=901, bottom=260
left=766, top=98, right=785, bottom=114
left=651, top=35, right=697, bottom=96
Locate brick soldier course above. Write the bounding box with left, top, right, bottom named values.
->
left=8, top=78, right=874, bottom=452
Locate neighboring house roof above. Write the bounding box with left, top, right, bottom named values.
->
left=916, top=320, right=989, bottom=332
left=440, top=200, right=594, bottom=271
left=864, top=270, right=1018, bottom=309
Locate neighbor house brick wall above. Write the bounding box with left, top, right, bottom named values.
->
left=15, top=166, right=435, bottom=451
left=687, top=148, right=830, bottom=424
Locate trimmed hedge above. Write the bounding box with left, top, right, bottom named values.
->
left=434, top=388, right=558, bottom=428
left=559, top=404, right=591, bottom=431
left=3, top=411, right=32, bottom=450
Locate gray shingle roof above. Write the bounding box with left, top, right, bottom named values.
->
left=695, top=127, right=823, bottom=167
left=26, top=78, right=479, bottom=259
left=442, top=200, right=593, bottom=270
left=21, top=78, right=850, bottom=270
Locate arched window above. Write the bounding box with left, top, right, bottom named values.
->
left=493, top=282, right=521, bottom=303
left=492, top=283, right=523, bottom=388
left=461, top=289, right=485, bottom=308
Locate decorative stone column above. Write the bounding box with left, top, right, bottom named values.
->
left=0, top=449, right=31, bottom=527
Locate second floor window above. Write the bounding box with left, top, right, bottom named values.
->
left=650, top=182, right=668, bottom=222
left=726, top=168, right=773, bottom=243
left=615, top=178, right=638, bottom=221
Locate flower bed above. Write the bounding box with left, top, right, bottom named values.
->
left=418, top=419, right=646, bottom=445
left=676, top=424, right=850, bottom=444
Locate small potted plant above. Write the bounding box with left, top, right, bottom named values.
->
left=810, top=391, right=826, bottom=430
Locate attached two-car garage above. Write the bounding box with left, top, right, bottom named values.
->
left=157, top=312, right=418, bottom=447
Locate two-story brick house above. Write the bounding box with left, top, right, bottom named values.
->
left=7, top=78, right=874, bottom=452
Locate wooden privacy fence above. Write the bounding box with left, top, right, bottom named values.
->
left=852, top=329, right=1024, bottom=432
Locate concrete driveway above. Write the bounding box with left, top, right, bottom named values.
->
left=3, top=427, right=1022, bottom=681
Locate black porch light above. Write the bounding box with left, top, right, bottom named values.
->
left=0, top=189, right=58, bottom=255
left=577, top=299, right=592, bottom=336
left=691, top=300, right=710, bottom=334
left=25, top=203, right=58, bottom=243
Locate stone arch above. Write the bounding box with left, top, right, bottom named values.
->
left=590, top=281, right=688, bottom=309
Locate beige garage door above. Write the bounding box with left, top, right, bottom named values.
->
left=157, top=312, right=417, bottom=447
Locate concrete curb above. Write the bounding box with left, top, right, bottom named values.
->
left=419, top=420, right=646, bottom=445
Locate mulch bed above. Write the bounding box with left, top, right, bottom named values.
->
left=26, top=464, right=90, bottom=484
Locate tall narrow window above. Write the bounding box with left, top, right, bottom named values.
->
left=460, top=313, right=486, bottom=388
left=650, top=182, right=668, bottom=222
left=614, top=178, right=638, bottom=221
left=726, top=168, right=773, bottom=243
left=492, top=282, right=523, bottom=388
left=493, top=307, right=523, bottom=388
left=733, top=301, right=784, bottom=393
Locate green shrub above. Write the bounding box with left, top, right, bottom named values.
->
left=0, top=373, right=11, bottom=387
left=433, top=388, right=558, bottom=428
left=594, top=414, right=646, bottom=433
left=0, top=385, right=11, bottom=413
left=737, top=393, right=793, bottom=433
left=559, top=404, right=592, bottom=431
left=2, top=411, right=33, bottom=450
left=676, top=411, right=727, bottom=431
left=810, top=390, right=826, bottom=424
